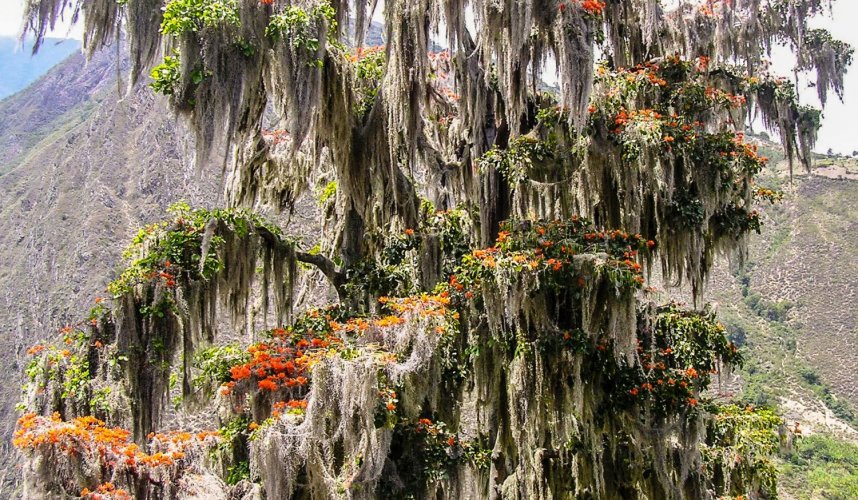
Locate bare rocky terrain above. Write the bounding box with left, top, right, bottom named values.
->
left=0, top=47, right=221, bottom=494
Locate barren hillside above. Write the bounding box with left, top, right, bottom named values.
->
left=0, top=48, right=220, bottom=494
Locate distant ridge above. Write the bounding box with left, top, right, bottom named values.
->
left=0, top=36, right=80, bottom=100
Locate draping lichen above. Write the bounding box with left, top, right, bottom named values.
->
left=14, top=1, right=850, bottom=498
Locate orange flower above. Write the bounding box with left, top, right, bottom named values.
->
left=230, top=364, right=252, bottom=380
left=26, top=345, right=45, bottom=356
left=258, top=379, right=279, bottom=391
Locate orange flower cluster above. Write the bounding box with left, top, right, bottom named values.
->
left=379, top=388, right=398, bottom=412
left=26, top=344, right=46, bottom=356
left=225, top=341, right=313, bottom=397
left=378, top=294, right=456, bottom=322
left=704, top=86, right=747, bottom=107
left=559, top=0, right=606, bottom=15
left=697, top=1, right=727, bottom=17
left=754, top=187, right=782, bottom=204
left=348, top=45, right=384, bottom=63
left=221, top=298, right=457, bottom=427
left=580, top=0, right=606, bottom=14
left=464, top=219, right=652, bottom=293
left=612, top=108, right=662, bottom=133
left=81, top=482, right=130, bottom=499
left=14, top=413, right=219, bottom=479
left=732, top=133, right=767, bottom=163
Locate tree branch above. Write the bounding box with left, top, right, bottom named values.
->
left=296, top=251, right=347, bottom=300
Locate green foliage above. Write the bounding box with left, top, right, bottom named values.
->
left=419, top=204, right=474, bottom=278
left=91, top=387, right=112, bottom=414
left=161, top=0, right=239, bottom=35
left=535, top=99, right=561, bottom=129
left=344, top=207, right=474, bottom=299
left=478, top=136, right=553, bottom=184
left=107, top=202, right=281, bottom=297
left=743, top=291, right=793, bottom=322
left=667, top=191, right=705, bottom=229
left=266, top=2, right=337, bottom=67
left=382, top=419, right=492, bottom=495
left=318, top=180, right=337, bottom=205
left=803, top=29, right=855, bottom=68
left=192, top=344, right=250, bottom=390
left=60, top=351, right=90, bottom=400
left=351, top=47, right=386, bottom=116
left=713, top=203, right=762, bottom=237
left=149, top=51, right=181, bottom=96
left=781, top=434, right=858, bottom=499
left=455, top=217, right=652, bottom=298
left=702, top=403, right=782, bottom=498
left=615, top=305, right=742, bottom=416
left=226, top=460, right=250, bottom=485
left=654, top=304, right=743, bottom=372
left=215, top=415, right=252, bottom=457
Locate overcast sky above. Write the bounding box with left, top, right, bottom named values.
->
left=1, top=0, right=856, bottom=154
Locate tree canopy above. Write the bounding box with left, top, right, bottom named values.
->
left=14, top=0, right=852, bottom=498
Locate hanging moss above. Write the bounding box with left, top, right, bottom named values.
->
left=14, top=1, right=853, bottom=498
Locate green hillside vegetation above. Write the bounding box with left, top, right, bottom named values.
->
left=706, top=152, right=858, bottom=497
left=781, top=434, right=858, bottom=499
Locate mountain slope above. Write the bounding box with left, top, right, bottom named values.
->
left=0, top=37, right=80, bottom=100
left=0, top=48, right=221, bottom=494
left=0, top=43, right=119, bottom=176
left=702, top=156, right=858, bottom=498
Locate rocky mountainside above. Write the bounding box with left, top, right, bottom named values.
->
left=0, top=37, right=80, bottom=100
left=0, top=47, right=221, bottom=494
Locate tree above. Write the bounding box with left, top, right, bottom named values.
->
left=14, top=1, right=852, bottom=498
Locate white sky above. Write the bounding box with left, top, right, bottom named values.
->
left=0, top=0, right=857, bottom=154
left=0, top=0, right=83, bottom=40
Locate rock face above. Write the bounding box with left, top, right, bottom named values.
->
left=0, top=47, right=221, bottom=495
